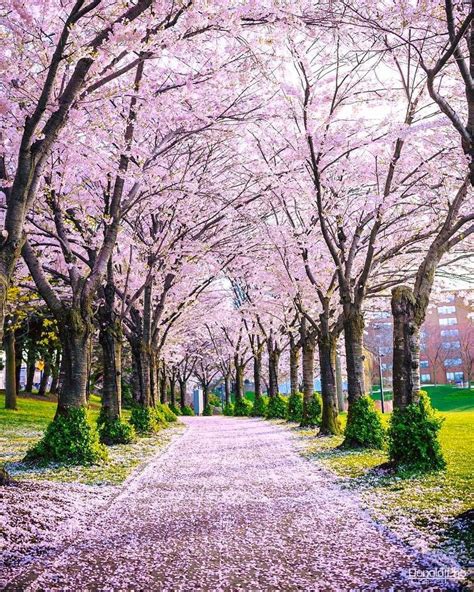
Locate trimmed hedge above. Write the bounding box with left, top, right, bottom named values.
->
left=343, top=395, right=385, bottom=449
left=287, top=392, right=303, bottom=422
left=300, top=392, right=322, bottom=427
left=250, top=396, right=268, bottom=417
left=223, top=403, right=234, bottom=416
left=25, top=407, right=108, bottom=465
left=388, top=391, right=446, bottom=474
left=234, top=398, right=252, bottom=417
left=266, top=394, right=288, bottom=419
left=130, top=406, right=167, bottom=434
left=99, top=418, right=136, bottom=445
left=157, top=403, right=178, bottom=422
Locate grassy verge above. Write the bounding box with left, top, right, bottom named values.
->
left=0, top=394, right=184, bottom=486
left=298, top=393, right=474, bottom=569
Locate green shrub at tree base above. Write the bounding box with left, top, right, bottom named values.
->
left=203, top=403, right=213, bottom=416
left=287, top=392, right=303, bottom=422
left=99, top=418, right=136, bottom=445
left=300, top=392, right=322, bottom=427
left=156, top=403, right=178, bottom=422
left=388, top=391, right=446, bottom=474
left=234, top=398, right=252, bottom=416
left=129, top=406, right=167, bottom=434
left=181, top=405, right=195, bottom=416
left=266, top=394, right=288, bottom=419
left=223, top=403, right=234, bottom=416
left=250, top=396, right=268, bottom=417
left=169, top=404, right=182, bottom=416
left=342, top=395, right=385, bottom=449
left=208, top=393, right=221, bottom=407
left=25, top=407, right=108, bottom=465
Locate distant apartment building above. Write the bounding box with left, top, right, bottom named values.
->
left=365, top=292, right=473, bottom=388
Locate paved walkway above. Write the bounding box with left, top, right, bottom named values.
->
left=12, top=417, right=459, bottom=591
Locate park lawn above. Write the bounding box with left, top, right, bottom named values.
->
left=301, top=390, right=474, bottom=567
left=0, top=393, right=182, bottom=486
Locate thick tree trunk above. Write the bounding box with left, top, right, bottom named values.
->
left=289, top=336, right=300, bottom=396
left=253, top=350, right=262, bottom=400
left=99, top=322, right=122, bottom=422
left=179, top=380, right=186, bottom=409
left=25, top=347, right=36, bottom=393
left=169, top=376, right=176, bottom=407
left=203, top=384, right=209, bottom=410
left=268, top=350, right=280, bottom=398
left=301, top=331, right=315, bottom=426
left=160, top=365, right=167, bottom=404
left=235, top=364, right=245, bottom=402
left=224, top=373, right=231, bottom=405
left=130, top=338, right=152, bottom=408
left=343, top=306, right=366, bottom=403
left=318, top=332, right=341, bottom=435
left=56, top=310, right=91, bottom=416
left=4, top=329, right=17, bottom=409
left=391, top=286, right=422, bottom=409
left=149, top=353, right=158, bottom=407
left=38, top=360, right=51, bottom=397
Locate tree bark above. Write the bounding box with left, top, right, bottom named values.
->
left=391, top=286, right=422, bottom=409
left=4, top=329, right=17, bottom=409
left=289, top=335, right=300, bottom=396
left=203, top=384, right=209, bottom=410
left=55, top=309, right=91, bottom=416
left=235, top=363, right=245, bottom=402
left=318, top=332, right=342, bottom=435
left=253, top=350, right=262, bottom=400
left=301, top=329, right=315, bottom=426
left=160, top=364, right=167, bottom=404
left=99, top=322, right=122, bottom=422
left=130, top=338, right=152, bottom=408
left=169, top=373, right=176, bottom=407
left=343, top=305, right=366, bottom=403
left=224, top=373, right=231, bottom=406
left=25, top=347, right=36, bottom=393
left=267, top=346, right=280, bottom=398
left=179, top=379, right=187, bottom=409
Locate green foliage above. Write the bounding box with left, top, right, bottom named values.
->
left=25, top=407, right=108, bottom=465
left=287, top=392, right=303, bottom=422
left=181, top=405, right=195, bottom=416
left=234, top=397, right=252, bottom=417
left=169, top=404, right=182, bottom=416
left=156, top=403, right=178, bottom=422
left=250, top=396, right=268, bottom=417
left=301, top=391, right=323, bottom=427
left=208, top=393, right=221, bottom=407
left=266, top=394, right=288, bottom=419
left=343, top=395, right=385, bottom=449
left=99, top=418, right=136, bottom=445
left=203, top=403, right=213, bottom=416
left=223, top=403, right=234, bottom=416
left=388, top=391, right=446, bottom=474
left=129, top=406, right=167, bottom=434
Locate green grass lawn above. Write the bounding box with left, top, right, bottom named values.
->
left=0, top=393, right=183, bottom=485
left=371, top=383, right=474, bottom=410
left=301, top=386, right=474, bottom=569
